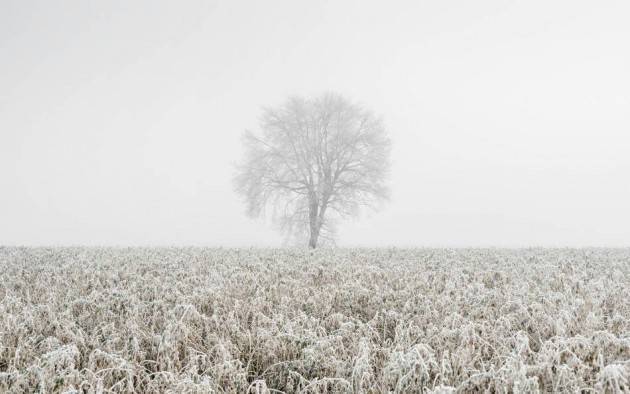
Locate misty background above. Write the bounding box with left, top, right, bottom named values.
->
left=1, top=0, right=628, bottom=247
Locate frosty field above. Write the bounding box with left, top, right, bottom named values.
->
left=1, top=248, right=629, bottom=393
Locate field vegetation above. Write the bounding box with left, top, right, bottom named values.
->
left=0, top=247, right=629, bottom=393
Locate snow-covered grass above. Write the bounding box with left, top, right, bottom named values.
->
left=0, top=247, right=629, bottom=393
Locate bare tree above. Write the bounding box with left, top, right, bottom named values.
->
left=234, top=93, right=390, bottom=248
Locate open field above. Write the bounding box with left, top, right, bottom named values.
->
left=0, top=248, right=629, bottom=393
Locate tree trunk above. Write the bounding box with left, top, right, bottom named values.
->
left=308, top=228, right=318, bottom=249
left=308, top=198, right=319, bottom=248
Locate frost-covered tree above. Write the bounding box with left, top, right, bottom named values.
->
left=234, top=93, right=390, bottom=248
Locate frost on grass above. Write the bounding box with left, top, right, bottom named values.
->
left=0, top=248, right=629, bottom=393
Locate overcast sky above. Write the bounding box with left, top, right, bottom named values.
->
left=1, top=0, right=629, bottom=247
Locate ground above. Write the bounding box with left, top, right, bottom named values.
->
left=0, top=247, right=629, bottom=393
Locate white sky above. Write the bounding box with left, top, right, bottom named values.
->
left=1, top=0, right=629, bottom=247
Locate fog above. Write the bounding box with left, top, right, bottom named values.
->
left=1, top=0, right=629, bottom=247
